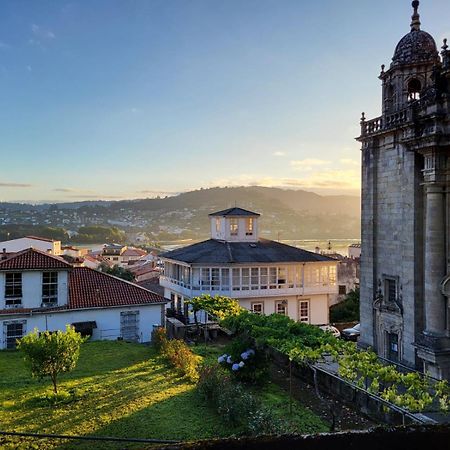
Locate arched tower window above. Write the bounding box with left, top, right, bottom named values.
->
left=407, top=78, right=422, bottom=101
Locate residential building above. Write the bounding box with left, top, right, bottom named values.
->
left=160, top=208, right=338, bottom=324
left=0, top=248, right=167, bottom=349
left=348, top=243, right=361, bottom=259
left=0, top=236, right=62, bottom=255
left=358, top=2, right=450, bottom=378
left=101, top=244, right=147, bottom=267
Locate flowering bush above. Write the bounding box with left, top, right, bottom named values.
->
left=219, top=338, right=267, bottom=384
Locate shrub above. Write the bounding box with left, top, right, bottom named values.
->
left=152, top=327, right=167, bottom=351
left=161, top=338, right=200, bottom=382
left=218, top=337, right=268, bottom=385
left=197, top=362, right=284, bottom=433
left=330, top=288, right=360, bottom=322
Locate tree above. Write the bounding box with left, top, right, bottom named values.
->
left=98, top=263, right=135, bottom=282
left=186, top=294, right=242, bottom=333
left=17, top=325, right=85, bottom=393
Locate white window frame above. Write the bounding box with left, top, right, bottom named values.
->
left=245, top=218, right=254, bottom=236
left=251, top=302, right=264, bottom=315
left=298, top=299, right=310, bottom=323
left=3, top=320, right=26, bottom=349
left=229, top=218, right=239, bottom=236
left=275, top=300, right=288, bottom=316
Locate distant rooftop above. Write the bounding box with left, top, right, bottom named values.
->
left=161, top=238, right=336, bottom=264
left=208, top=207, right=260, bottom=217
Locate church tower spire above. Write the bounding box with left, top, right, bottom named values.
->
left=410, top=0, right=421, bottom=31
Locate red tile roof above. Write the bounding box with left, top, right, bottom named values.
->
left=0, top=248, right=72, bottom=271
left=69, top=267, right=166, bottom=309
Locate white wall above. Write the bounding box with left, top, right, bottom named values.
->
left=0, top=270, right=69, bottom=309
left=0, top=238, right=61, bottom=255
left=210, top=217, right=259, bottom=242
left=238, top=294, right=329, bottom=324
left=0, top=303, right=164, bottom=349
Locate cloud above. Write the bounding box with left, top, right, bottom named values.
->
left=290, top=158, right=331, bottom=171
left=339, top=158, right=360, bottom=167
left=0, top=182, right=32, bottom=188
left=31, top=24, right=55, bottom=40
left=53, top=188, right=76, bottom=193
left=272, top=151, right=286, bottom=157
left=138, top=189, right=178, bottom=196
left=64, top=194, right=123, bottom=200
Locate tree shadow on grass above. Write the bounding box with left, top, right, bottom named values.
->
left=55, top=387, right=237, bottom=450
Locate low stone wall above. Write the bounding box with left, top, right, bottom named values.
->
left=267, top=346, right=422, bottom=425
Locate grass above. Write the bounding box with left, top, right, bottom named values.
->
left=0, top=341, right=327, bottom=449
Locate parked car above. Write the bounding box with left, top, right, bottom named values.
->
left=318, top=324, right=341, bottom=339
left=341, top=323, right=360, bottom=341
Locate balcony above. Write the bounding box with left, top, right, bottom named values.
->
left=360, top=108, right=412, bottom=138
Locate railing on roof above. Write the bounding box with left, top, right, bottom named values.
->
left=360, top=107, right=413, bottom=137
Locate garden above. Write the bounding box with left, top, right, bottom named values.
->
left=0, top=329, right=327, bottom=449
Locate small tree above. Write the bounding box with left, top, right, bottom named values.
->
left=17, top=325, right=85, bottom=393
left=186, top=295, right=242, bottom=333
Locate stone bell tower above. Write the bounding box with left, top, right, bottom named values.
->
left=358, top=1, right=450, bottom=379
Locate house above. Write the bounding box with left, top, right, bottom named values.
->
left=102, top=244, right=147, bottom=267
left=0, top=248, right=167, bottom=349
left=0, top=236, right=62, bottom=255
left=160, top=208, right=338, bottom=324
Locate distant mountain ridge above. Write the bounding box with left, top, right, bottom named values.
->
left=0, top=187, right=361, bottom=240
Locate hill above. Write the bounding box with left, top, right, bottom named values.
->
left=0, top=186, right=361, bottom=241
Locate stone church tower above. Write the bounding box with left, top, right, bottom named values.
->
left=358, top=1, right=450, bottom=379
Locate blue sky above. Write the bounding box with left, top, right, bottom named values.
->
left=1, top=0, right=449, bottom=202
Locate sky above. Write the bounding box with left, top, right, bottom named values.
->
left=1, top=0, right=449, bottom=202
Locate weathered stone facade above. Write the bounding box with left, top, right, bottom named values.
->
left=358, top=2, right=450, bottom=379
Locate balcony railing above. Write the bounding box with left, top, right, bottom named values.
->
left=360, top=107, right=412, bottom=137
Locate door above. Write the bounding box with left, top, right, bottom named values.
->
left=120, top=311, right=140, bottom=342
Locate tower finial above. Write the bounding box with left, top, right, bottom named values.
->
left=411, top=1, right=421, bottom=31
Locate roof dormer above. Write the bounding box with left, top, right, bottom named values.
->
left=209, top=207, right=260, bottom=243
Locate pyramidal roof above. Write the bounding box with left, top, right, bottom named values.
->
left=209, top=207, right=260, bottom=217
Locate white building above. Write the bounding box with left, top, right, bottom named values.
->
left=0, top=248, right=167, bottom=349
left=348, top=243, right=361, bottom=259
left=0, top=236, right=62, bottom=255
left=160, top=208, right=338, bottom=324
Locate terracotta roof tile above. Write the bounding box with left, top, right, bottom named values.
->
left=0, top=248, right=72, bottom=271
left=69, top=267, right=167, bottom=308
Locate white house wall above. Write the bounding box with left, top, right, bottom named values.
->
left=0, top=238, right=60, bottom=255
left=0, top=304, right=164, bottom=349
left=238, top=294, right=329, bottom=324
left=0, top=270, right=69, bottom=309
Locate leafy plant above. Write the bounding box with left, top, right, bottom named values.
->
left=160, top=338, right=201, bottom=382
left=17, top=325, right=85, bottom=394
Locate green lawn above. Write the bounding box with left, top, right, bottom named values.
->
left=0, top=341, right=327, bottom=449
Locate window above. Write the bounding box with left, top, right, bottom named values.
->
left=287, top=267, right=295, bottom=288
left=113, top=257, right=119, bottom=261
left=299, top=300, right=309, bottom=323
left=246, top=218, right=254, bottom=236
left=5, top=321, right=26, bottom=349
left=260, top=267, right=268, bottom=289
left=201, top=268, right=211, bottom=290
left=215, top=218, right=221, bottom=233
left=241, top=268, right=250, bottom=290
left=275, top=300, right=288, bottom=316
left=221, top=268, right=230, bottom=290
left=329, top=265, right=337, bottom=285
left=42, top=272, right=58, bottom=305
left=5, top=273, right=22, bottom=306
left=320, top=266, right=328, bottom=285
left=269, top=267, right=277, bottom=289
left=232, top=268, right=241, bottom=291
left=211, top=268, right=220, bottom=290
left=408, top=78, right=421, bottom=101
left=277, top=267, right=286, bottom=288
left=385, top=278, right=397, bottom=303
left=251, top=302, right=264, bottom=315
left=230, top=218, right=238, bottom=236
left=296, top=266, right=303, bottom=287
left=339, top=285, right=347, bottom=295
left=387, top=332, right=399, bottom=362
left=251, top=268, right=259, bottom=290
